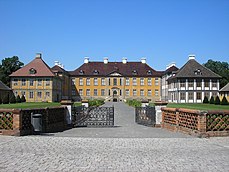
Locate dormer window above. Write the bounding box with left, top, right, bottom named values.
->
left=194, top=69, right=202, bottom=75
left=29, top=68, right=36, bottom=74
left=93, top=70, right=99, bottom=75
left=147, top=70, right=152, bottom=75
left=79, top=70, right=84, bottom=75
left=132, top=70, right=137, bottom=75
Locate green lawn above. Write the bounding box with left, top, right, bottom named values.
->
left=167, top=103, right=229, bottom=111
left=0, top=102, right=62, bottom=109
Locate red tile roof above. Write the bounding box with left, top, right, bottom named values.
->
left=70, top=62, right=163, bottom=77
left=10, top=57, right=55, bottom=77
left=51, top=65, right=69, bottom=75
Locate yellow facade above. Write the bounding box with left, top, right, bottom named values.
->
left=11, top=77, right=62, bottom=102
left=72, top=76, right=161, bottom=102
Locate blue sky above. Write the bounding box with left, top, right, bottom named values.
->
left=0, top=0, right=228, bottom=71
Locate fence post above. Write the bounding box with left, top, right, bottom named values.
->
left=175, top=108, right=179, bottom=132
left=198, top=111, right=207, bottom=137
left=154, top=101, right=168, bottom=127
left=12, top=109, right=21, bottom=136
left=61, top=100, right=74, bottom=127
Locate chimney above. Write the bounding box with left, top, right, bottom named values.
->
left=104, top=57, right=108, bottom=64
left=188, top=54, right=195, bottom=60
left=54, top=61, right=59, bottom=66
left=122, top=57, right=127, bottom=64
left=84, top=57, right=89, bottom=64
left=35, top=53, right=42, bottom=59
left=141, top=57, right=146, bottom=64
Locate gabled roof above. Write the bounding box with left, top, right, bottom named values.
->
left=69, top=62, right=163, bottom=77
left=164, top=65, right=179, bottom=75
left=168, top=59, right=221, bottom=80
left=51, top=65, right=69, bottom=75
left=220, top=83, right=229, bottom=92
left=0, top=80, right=11, bottom=91
left=10, top=57, right=55, bottom=77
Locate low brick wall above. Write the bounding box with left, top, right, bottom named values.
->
left=161, top=107, right=229, bottom=137
left=0, top=107, right=67, bottom=136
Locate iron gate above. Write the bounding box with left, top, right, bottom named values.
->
left=135, top=106, right=156, bottom=126
left=72, top=106, right=114, bottom=127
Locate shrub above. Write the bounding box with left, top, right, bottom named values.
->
left=9, top=94, right=16, bottom=104
left=221, top=96, right=229, bottom=105
left=88, top=99, right=104, bottom=107
left=16, top=95, right=21, bottom=103
left=2, top=94, right=9, bottom=104
left=215, top=95, right=220, bottom=105
left=209, top=96, right=215, bottom=104
left=21, top=95, right=26, bottom=102
left=0, top=97, right=2, bottom=104
left=203, top=96, right=209, bottom=104
left=126, top=99, right=141, bottom=107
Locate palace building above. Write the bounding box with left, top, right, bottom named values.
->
left=70, top=57, right=162, bottom=102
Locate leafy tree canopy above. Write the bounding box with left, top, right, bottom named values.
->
left=0, top=56, right=24, bottom=86
left=203, top=59, right=229, bottom=88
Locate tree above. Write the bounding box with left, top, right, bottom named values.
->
left=215, top=96, right=221, bottom=105
left=21, top=95, right=26, bottom=103
left=221, top=96, right=229, bottom=105
left=9, top=94, right=16, bottom=104
left=203, top=60, right=229, bottom=88
left=203, top=96, right=209, bottom=104
left=0, top=56, right=24, bottom=86
left=209, top=96, right=215, bottom=104
left=16, top=95, right=21, bottom=103
left=2, top=94, right=9, bottom=104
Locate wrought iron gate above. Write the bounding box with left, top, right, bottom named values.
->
left=135, top=106, right=156, bottom=126
left=72, top=106, right=114, bottom=127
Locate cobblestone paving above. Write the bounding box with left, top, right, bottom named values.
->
left=0, top=136, right=229, bottom=172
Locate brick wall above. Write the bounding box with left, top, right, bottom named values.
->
left=161, top=107, right=229, bottom=137
left=0, top=107, right=67, bottom=136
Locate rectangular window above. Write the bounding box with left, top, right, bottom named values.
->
left=94, top=89, right=98, bottom=96
left=21, top=79, right=26, bottom=86
left=29, top=91, right=33, bottom=99
left=188, top=79, right=194, bottom=87
left=86, top=89, right=90, bottom=96
left=212, top=80, right=217, bottom=88
left=140, top=89, right=144, bottom=96
left=125, top=89, right=129, bottom=96
left=101, top=89, right=105, bottom=96
left=133, top=89, right=137, bottom=96
left=140, top=78, right=144, bottom=86
left=13, top=79, right=18, bottom=86
left=197, top=92, right=202, bottom=100
left=37, top=91, right=42, bottom=98
left=180, top=92, right=185, bottom=100
left=196, top=80, right=202, bottom=87
left=180, top=80, right=186, bottom=87
left=133, top=78, right=137, bottom=86
left=147, top=89, right=152, bottom=96
left=101, top=78, right=105, bottom=86
left=212, top=92, right=217, bottom=97
left=21, top=91, right=25, bottom=96
left=46, top=92, right=50, bottom=97
left=155, top=89, right=159, bottom=96
left=38, top=79, right=42, bottom=86
left=72, top=90, right=76, bottom=96
left=94, top=78, right=98, bottom=86
left=204, top=92, right=210, bottom=98
left=79, top=89, right=83, bottom=96
left=108, top=78, right=111, bottom=86
left=46, top=79, right=50, bottom=86
left=188, top=92, right=193, bottom=100
left=204, top=80, right=209, bottom=87
left=120, top=78, right=122, bottom=86
left=126, top=78, right=129, bottom=86
left=155, top=77, right=159, bottom=86
left=72, top=78, right=76, bottom=85
left=79, top=78, right=83, bottom=86
left=120, top=90, right=122, bottom=96
left=29, top=79, right=34, bottom=86
left=148, top=78, right=152, bottom=86
left=86, top=78, right=90, bottom=86
left=113, top=78, right=117, bottom=86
